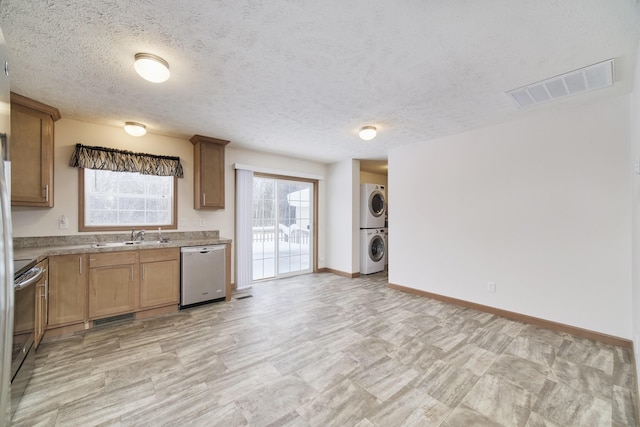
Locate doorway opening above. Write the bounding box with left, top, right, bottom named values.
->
left=252, top=175, right=315, bottom=281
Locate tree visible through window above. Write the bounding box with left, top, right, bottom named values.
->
left=81, top=168, right=176, bottom=230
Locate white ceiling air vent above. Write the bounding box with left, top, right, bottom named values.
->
left=506, top=59, right=614, bottom=108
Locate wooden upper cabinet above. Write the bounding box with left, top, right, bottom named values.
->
left=10, top=92, right=60, bottom=207
left=191, top=134, right=229, bottom=210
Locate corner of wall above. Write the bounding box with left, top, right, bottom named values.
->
left=630, top=32, right=640, bottom=399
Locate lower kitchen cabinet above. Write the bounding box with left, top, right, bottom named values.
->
left=34, top=259, right=48, bottom=349
left=139, top=247, right=180, bottom=309
left=48, top=254, right=87, bottom=327
left=89, top=251, right=139, bottom=319
left=43, top=247, right=188, bottom=337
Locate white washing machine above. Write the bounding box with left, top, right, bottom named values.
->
left=360, top=183, right=386, bottom=229
left=382, top=227, right=388, bottom=266
left=360, top=228, right=386, bottom=274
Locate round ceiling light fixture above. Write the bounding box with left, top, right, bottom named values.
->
left=124, top=121, right=147, bottom=136
left=359, top=126, right=377, bottom=141
left=134, top=53, right=170, bottom=83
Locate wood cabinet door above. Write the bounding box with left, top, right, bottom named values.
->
left=139, top=248, right=179, bottom=309
left=191, top=135, right=228, bottom=210
left=48, top=254, right=87, bottom=327
left=34, top=259, right=48, bottom=349
left=89, top=263, right=138, bottom=319
left=10, top=103, right=54, bottom=206
left=200, top=142, right=225, bottom=209
left=140, top=258, right=179, bottom=308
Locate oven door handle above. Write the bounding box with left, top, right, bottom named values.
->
left=14, top=267, right=44, bottom=291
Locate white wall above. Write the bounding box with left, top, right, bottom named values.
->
left=631, top=40, right=640, bottom=371
left=12, top=118, right=328, bottom=278
left=225, top=147, right=327, bottom=272
left=327, top=159, right=359, bottom=274
left=389, top=96, right=632, bottom=338
left=360, top=171, right=387, bottom=187
left=12, top=118, right=205, bottom=236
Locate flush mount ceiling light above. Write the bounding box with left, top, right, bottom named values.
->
left=359, top=126, right=377, bottom=141
left=124, top=121, right=147, bottom=136
left=506, top=59, right=614, bottom=108
left=134, top=53, right=170, bottom=83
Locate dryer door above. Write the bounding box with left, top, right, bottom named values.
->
left=369, top=234, right=385, bottom=262
left=368, top=190, right=386, bottom=218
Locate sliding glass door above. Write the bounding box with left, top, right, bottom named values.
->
left=252, top=176, right=313, bottom=280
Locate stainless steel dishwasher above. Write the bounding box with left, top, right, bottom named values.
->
left=180, top=245, right=226, bottom=308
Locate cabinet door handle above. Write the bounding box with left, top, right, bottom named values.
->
left=202, top=193, right=206, bottom=205
left=79, top=257, right=82, bottom=274
left=44, top=184, right=49, bottom=202
left=142, top=265, right=145, bottom=280
left=131, top=266, right=134, bottom=281
left=42, top=268, right=48, bottom=300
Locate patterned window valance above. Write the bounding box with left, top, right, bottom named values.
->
left=69, top=144, right=184, bottom=178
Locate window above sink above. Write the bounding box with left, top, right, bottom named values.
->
left=80, top=168, right=177, bottom=232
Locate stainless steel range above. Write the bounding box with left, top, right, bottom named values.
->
left=10, top=259, right=44, bottom=418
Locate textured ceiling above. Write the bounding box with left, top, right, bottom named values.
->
left=0, top=1, right=638, bottom=165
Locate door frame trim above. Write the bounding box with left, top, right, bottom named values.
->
left=254, top=172, right=319, bottom=274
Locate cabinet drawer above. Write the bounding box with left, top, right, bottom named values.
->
left=89, top=251, right=138, bottom=268
left=139, top=247, right=179, bottom=263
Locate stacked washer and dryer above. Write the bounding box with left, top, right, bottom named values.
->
left=360, top=183, right=387, bottom=274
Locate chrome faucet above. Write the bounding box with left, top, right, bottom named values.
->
left=131, top=228, right=145, bottom=242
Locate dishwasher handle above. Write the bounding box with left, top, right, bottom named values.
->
left=14, top=266, right=45, bottom=291
left=181, top=245, right=226, bottom=254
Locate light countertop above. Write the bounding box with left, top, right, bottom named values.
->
left=14, top=231, right=231, bottom=263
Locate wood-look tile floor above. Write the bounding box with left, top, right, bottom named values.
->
left=11, top=272, right=639, bottom=426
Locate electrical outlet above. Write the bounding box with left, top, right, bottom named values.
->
left=199, top=219, right=206, bottom=227
left=487, top=282, right=496, bottom=292
left=59, top=215, right=69, bottom=229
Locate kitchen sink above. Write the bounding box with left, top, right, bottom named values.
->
left=91, top=242, right=129, bottom=248
left=91, top=240, right=163, bottom=248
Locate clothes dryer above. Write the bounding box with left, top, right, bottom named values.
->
left=360, top=228, right=386, bottom=274
left=360, top=183, right=386, bottom=228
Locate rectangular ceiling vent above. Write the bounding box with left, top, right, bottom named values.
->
left=506, top=59, right=614, bottom=108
